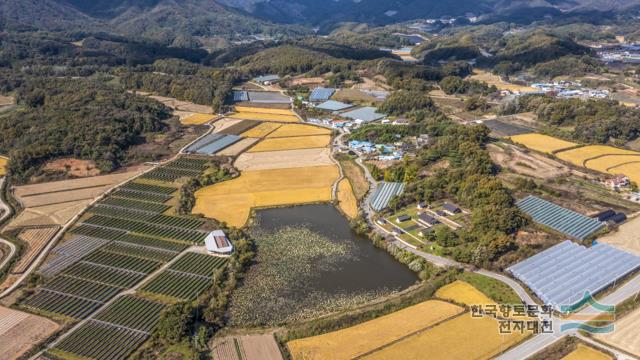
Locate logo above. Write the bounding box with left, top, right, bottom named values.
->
left=560, top=291, right=615, bottom=334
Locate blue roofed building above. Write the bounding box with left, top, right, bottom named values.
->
left=341, top=107, right=386, bottom=123
left=315, top=100, right=353, bottom=112
left=309, top=87, right=336, bottom=102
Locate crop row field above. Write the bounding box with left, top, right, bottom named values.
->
left=39, top=235, right=111, bottom=277
left=141, top=157, right=210, bottom=183
left=121, top=182, right=177, bottom=195
left=101, top=242, right=177, bottom=262
left=22, top=290, right=103, bottom=319
left=13, top=226, right=60, bottom=274
left=100, top=197, right=169, bottom=213
left=111, top=188, right=172, bottom=203
left=61, top=262, right=146, bottom=288
left=141, top=252, right=228, bottom=301
left=90, top=205, right=204, bottom=230
left=82, top=215, right=207, bottom=243
left=93, top=296, right=165, bottom=333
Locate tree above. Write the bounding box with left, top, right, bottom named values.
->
left=156, top=303, right=194, bottom=345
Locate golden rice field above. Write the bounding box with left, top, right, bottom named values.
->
left=510, top=134, right=578, bottom=154
left=556, top=145, right=639, bottom=167
left=180, top=113, right=216, bottom=125
left=337, top=179, right=358, bottom=219
left=193, top=165, right=339, bottom=227
left=361, top=314, right=531, bottom=360
left=267, top=124, right=331, bottom=138
left=248, top=135, right=331, bottom=152
left=229, top=112, right=299, bottom=123
left=0, top=156, right=7, bottom=176
left=469, top=70, right=537, bottom=93
left=611, top=162, right=640, bottom=185
left=235, top=106, right=294, bottom=115
left=240, top=122, right=282, bottom=138
left=562, top=344, right=612, bottom=360
left=435, top=280, right=494, bottom=307
left=287, top=300, right=464, bottom=360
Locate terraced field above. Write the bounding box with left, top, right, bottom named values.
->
left=510, top=134, right=578, bottom=154
left=266, top=124, right=331, bottom=138
left=181, top=113, right=216, bottom=125
left=247, top=135, right=331, bottom=152
left=13, top=226, right=59, bottom=273
left=241, top=122, right=282, bottom=138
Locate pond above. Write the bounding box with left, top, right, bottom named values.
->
left=227, top=204, right=418, bottom=327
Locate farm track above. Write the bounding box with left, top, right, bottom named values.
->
left=0, top=177, right=17, bottom=271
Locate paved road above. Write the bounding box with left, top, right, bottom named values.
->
left=0, top=177, right=16, bottom=271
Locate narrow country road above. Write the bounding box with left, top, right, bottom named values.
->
left=0, top=177, right=16, bottom=271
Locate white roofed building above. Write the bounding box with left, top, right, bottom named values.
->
left=205, top=230, right=234, bottom=256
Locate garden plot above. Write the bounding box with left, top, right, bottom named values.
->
left=266, top=124, right=331, bottom=138
left=287, top=300, right=463, bottom=360
left=240, top=122, right=282, bottom=138
left=216, top=138, right=260, bottom=156
left=248, top=135, right=331, bottom=152
left=510, top=133, right=578, bottom=154
left=596, top=307, right=640, bottom=357
left=212, top=333, right=283, bottom=360
left=0, top=306, right=59, bottom=360
left=12, top=226, right=60, bottom=274
left=235, top=148, right=333, bottom=171
left=193, top=165, right=339, bottom=227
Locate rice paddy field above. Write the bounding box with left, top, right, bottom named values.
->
left=510, top=134, right=578, bottom=154
left=180, top=113, right=216, bottom=125
left=266, top=124, right=331, bottom=138
left=240, top=122, right=282, bottom=138
left=435, top=280, right=494, bottom=307
left=287, top=300, right=464, bottom=360
left=337, top=179, right=358, bottom=219
left=0, top=156, right=7, bottom=176
left=235, top=106, right=294, bottom=115
left=360, top=314, right=531, bottom=360
left=235, top=148, right=334, bottom=171
left=552, top=145, right=640, bottom=183
left=193, top=165, right=339, bottom=227
left=596, top=307, right=640, bottom=358
left=562, top=344, right=612, bottom=360
left=556, top=145, right=639, bottom=167
left=247, top=135, right=331, bottom=152
left=229, top=108, right=299, bottom=123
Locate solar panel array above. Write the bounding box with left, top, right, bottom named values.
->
left=517, top=196, right=604, bottom=240
left=185, top=134, right=241, bottom=155
left=509, top=240, right=640, bottom=311
left=309, top=87, right=336, bottom=102
left=369, top=182, right=405, bottom=211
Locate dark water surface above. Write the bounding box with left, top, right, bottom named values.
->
left=254, top=204, right=418, bottom=294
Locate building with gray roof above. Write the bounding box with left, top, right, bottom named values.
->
left=315, top=100, right=353, bottom=112
left=341, top=107, right=386, bottom=123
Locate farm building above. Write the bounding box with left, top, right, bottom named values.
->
left=608, top=213, right=627, bottom=224
left=508, top=240, right=640, bottom=311
left=232, top=90, right=249, bottom=102
left=396, top=215, right=411, bottom=223
left=436, top=210, right=447, bottom=217
left=418, top=214, right=439, bottom=226
left=417, top=201, right=427, bottom=209
left=185, top=134, right=242, bottom=155
left=594, top=210, right=616, bottom=222
left=309, top=87, right=336, bottom=102
left=442, top=203, right=461, bottom=215
left=605, top=175, right=630, bottom=190
left=253, top=75, right=280, bottom=84
left=370, top=182, right=405, bottom=211
left=205, top=230, right=234, bottom=256
left=315, top=100, right=353, bottom=112
left=247, top=91, right=291, bottom=104
left=341, top=107, right=386, bottom=123
left=516, top=196, right=604, bottom=240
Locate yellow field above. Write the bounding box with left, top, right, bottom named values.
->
left=180, top=113, right=216, bottom=125
left=287, top=300, right=464, bottom=360
left=337, top=179, right=358, bottom=219
left=229, top=112, right=299, bottom=123
left=0, top=156, right=7, bottom=176
left=510, top=134, right=578, bottom=154
left=267, top=124, right=331, bottom=138
left=556, top=145, right=639, bottom=167
left=435, top=280, right=494, bottom=307
left=193, top=165, right=339, bottom=227
left=469, top=70, right=537, bottom=92
left=362, top=314, right=531, bottom=360
left=562, top=344, right=612, bottom=360
left=240, top=122, right=281, bottom=138
left=235, top=106, right=294, bottom=115
left=248, top=135, right=331, bottom=152
left=584, top=154, right=640, bottom=173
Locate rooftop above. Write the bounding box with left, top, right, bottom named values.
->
left=341, top=107, right=386, bottom=122
left=309, top=87, right=336, bottom=102
left=315, top=100, right=353, bottom=112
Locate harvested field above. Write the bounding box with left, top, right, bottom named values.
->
left=561, top=344, right=612, bottom=360
left=0, top=156, right=7, bottom=176
left=13, top=226, right=59, bottom=274
left=193, top=165, right=339, bottom=227
left=469, top=70, right=537, bottom=92
left=7, top=199, right=92, bottom=229
left=212, top=333, right=283, bottom=360
left=235, top=148, right=333, bottom=171
left=216, top=138, right=260, bottom=156
left=556, top=145, right=638, bottom=167
left=287, top=300, right=463, bottom=360
left=18, top=186, right=114, bottom=208
left=212, top=118, right=243, bottom=133
left=337, top=179, right=358, bottom=219
left=435, top=280, right=493, bottom=307
left=235, top=106, right=293, bottom=115
left=599, top=215, right=640, bottom=255
left=0, top=95, right=14, bottom=107
left=229, top=112, right=299, bottom=123
left=235, top=102, right=291, bottom=110
left=596, top=307, right=640, bottom=357
left=332, top=89, right=379, bottom=103
left=43, top=158, right=100, bottom=177
left=240, top=122, right=282, bottom=138
left=483, top=119, right=533, bottom=137
left=266, top=124, right=331, bottom=138
left=488, top=143, right=571, bottom=179
left=510, top=134, right=578, bottom=154
left=609, top=162, right=640, bottom=185
left=340, top=160, right=369, bottom=199
left=148, top=95, right=213, bottom=113
left=181, top=113, right=216, bottom=125
left=361, top=314, right=531, bottom=360
left=218, top=120, right=260, bottom=136
left=248, top=135, right=331, bottom=152
left=0, top=306, right=59, bottom=360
